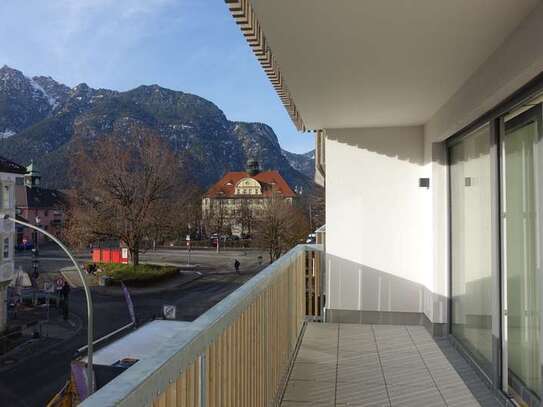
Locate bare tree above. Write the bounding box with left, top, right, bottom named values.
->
left=67, top=129, right=183, bottom=265
left=255, top=194, right=310, bottom=262
left=236, top=197, right=256, bottom=237
left=205, top=198, right=228, bottom=236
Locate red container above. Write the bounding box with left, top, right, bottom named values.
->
left=111, top=249, right=121, bottom=264
left=92, top=249, right=101, bottom=263
left=102, top=249, right=111, bottom=263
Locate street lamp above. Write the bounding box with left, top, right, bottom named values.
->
left=3, top=215, right=95, bottom=395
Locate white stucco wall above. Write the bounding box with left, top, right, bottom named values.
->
left=325, top=126, right=441, bottom=318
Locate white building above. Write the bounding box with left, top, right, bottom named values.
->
left=80, top=2, right=543, bottom=406
left=0, top=157, right=27, bottom=333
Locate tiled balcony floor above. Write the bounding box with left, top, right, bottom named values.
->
left=280, top=323, right=502, bottom=407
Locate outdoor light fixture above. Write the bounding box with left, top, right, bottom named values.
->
left=419, top=178, right=430, bottom=188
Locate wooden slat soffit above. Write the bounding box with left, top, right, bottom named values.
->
left=225, top=0, right=307, bottom=132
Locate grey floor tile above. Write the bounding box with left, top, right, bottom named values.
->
left=388, top=383, right=446, bottom=407
left=283, top=379, right=336, bottom=404
left=336, top=381, right=390, bottom=406
left=296, top=347, right=338, bottom=364
left=290, top=361, right=337, bottom=382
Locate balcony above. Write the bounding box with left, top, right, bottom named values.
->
left=81, top=244, right=500, bottom=407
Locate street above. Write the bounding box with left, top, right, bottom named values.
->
left=0, top=246, right=266, bottom=407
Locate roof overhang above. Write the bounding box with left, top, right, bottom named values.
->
left=226, top=0, right=540, bottom=132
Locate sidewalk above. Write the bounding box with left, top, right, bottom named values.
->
left=0, top=306, right=82, bottom=370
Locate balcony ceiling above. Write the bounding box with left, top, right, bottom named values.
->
left=250, top=0, right=539, bottom=130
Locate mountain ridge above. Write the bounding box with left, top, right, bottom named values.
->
left=0, top=65, right=315, bottom=189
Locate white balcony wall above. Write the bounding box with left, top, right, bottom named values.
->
left=325, top=126, right=445, bottom=322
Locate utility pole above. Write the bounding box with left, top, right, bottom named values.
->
left=186, top=234, right=191, bottom=266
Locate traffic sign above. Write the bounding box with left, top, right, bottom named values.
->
left=56, top=277, right=64, bottom=290
left=163, top=305, right=176, bottom=320
left=43, top=281, right=55, bottom=293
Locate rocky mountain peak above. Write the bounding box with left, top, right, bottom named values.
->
left=0, top=65, right=27, bottom=86
left=0, top=66, right=315, bottom=189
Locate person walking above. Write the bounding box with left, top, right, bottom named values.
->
left=234, top=259, right=240, bottom=274
left=61, top=281, right=71, bottom=320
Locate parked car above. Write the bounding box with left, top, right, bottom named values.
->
left=15, top=241, right=34, bottom=251
left=306, top=233, right=316, bottom=244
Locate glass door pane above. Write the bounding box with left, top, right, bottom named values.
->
left=450, top=125, right=493, bottom=374
left=503, top=106, right=541, bottom=399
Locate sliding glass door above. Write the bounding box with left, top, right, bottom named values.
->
left=450, top=125, right=493, bottom=374
left=502, top=105, right=542, bottom=401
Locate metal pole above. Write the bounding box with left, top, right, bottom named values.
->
left=4, top=215, right=95, bottom=394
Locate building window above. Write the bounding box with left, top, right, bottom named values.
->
left=449, top=124, right=493, bottom=374
left=2, top=185, right=9, bottom=209
left=3, top=237, right=9, bottom=259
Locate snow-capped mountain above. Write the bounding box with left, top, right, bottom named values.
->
left=0, top=65, right=315, bottom=189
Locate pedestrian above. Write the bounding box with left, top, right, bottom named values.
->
left=61, top=281, right=71, bottom=320
left=88, top=263, right=97, bottom=275
left=234, top=259, right=240, bottom=274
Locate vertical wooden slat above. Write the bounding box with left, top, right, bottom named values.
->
left=217, top=334, right=223, bottom=407
left=208, top=343, right=215, bottom=407
left=215, top=337, right=220, bottom=407
left=164, top=381, right=176, bottom=407
left=194, top=358, right=200, bottom=407
left=251, top=302, right=257, bottom=406
left=186, top=360, right=194, bottom=407
left=227, top=326, right=235, bottom=406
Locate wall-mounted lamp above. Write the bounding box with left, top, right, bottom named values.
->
left=419, top=178, right=430, bottom=189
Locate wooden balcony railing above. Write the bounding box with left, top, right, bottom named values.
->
left=81, top=244, right=323, bottom=407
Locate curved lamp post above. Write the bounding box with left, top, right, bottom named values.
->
left=4, top=215, right=95, bottom=395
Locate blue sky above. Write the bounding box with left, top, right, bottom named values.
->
left=0, top=0, right=313, bottom=153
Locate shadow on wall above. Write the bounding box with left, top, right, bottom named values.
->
left=326, top=126, right=428, bottom=165
left=326, top=254, right=448, bottom=325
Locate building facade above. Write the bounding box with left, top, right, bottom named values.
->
left=225, top=2, right=543, bottom=405
left=202, top=161, right=295, bottom=237
left=15, top=162, right=65, bottom=246
left=0, top=157, right=27, bottom=333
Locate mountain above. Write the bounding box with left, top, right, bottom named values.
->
left=0, top=65, right=315, bottom=190
left=282, top=149, right=315, bottom=179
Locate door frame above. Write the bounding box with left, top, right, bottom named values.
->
left=499, top=103, right=543, bottom=404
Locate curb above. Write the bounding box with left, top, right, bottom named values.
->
left=90, top=271, right=205, bottom=297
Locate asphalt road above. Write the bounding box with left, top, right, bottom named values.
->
left=0, top=247, right=266, bottom=407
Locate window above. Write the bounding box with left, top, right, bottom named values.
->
left=2, top=185, right=9, bottom=209
left=3, top=237, right=9, bottom=259
left=449, top=124, right=493, bottom=374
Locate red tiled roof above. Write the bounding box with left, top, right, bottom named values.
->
left=204, top=171, right=296, bottom=198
